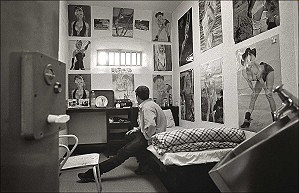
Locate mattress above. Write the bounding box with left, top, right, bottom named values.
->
left=147, top=129, right=256, bottom=166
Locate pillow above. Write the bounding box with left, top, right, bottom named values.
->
left=163, top=109, right=175, bottom=128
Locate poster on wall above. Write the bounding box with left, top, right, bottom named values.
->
left=68, top=5, right=91, bottom=37
left=68, top=74, right=91, bottom=108
left=236, top=35, right=281, bottom=132
left=198, top=0, right=223, bottom=53
left=200, top=58, right=224, bottom=123
left=135, top=20, right=149, bottom=31
left=153, top=75, right=172, bottom=106
left=152, top=11, right=172, bottom=42
left=178, top=8, right=194, bottom=67
left=94, top=19, right=110, bottom=30
left=68, top=40, right=91, bottom=70
left=112, top=7, right=134, bottom=38
left=233, top=0, right=280, bottom=44
left=180, top=69, right=195, bottom=122
left=112, top=73, right=135, bottom=101
left=153, top=44, right=172, bottom=71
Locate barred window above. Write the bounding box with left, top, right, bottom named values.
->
left=97, top=49, right=142, bottom=66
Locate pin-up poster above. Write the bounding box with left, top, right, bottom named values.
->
left=68, top=74, right=91, bottom=108
left=200, top=58, right=224, bottom=123
left=152, top=11, right=172, bottom=42
left=68, top=5, right=91, bottom=37
left=199, top=0, right=223, bottom=52
left=233, top=0, right=280, bottom=43
left=112, top=7, right=134, bottom=37
left=153, top=75, right=172, bottom=106
left=153, top=44, right=172, bottom=71
left=180, top=69, right=195, bottom=122
left=69, top=40, right=91, bottom=71
left=178, top=8, right=194, bottom=66
left=237, top=35, right=281, bottom=132
left=112, top=73, right=135, bottom=101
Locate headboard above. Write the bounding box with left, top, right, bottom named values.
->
left=130, top=106, right=179, bottom=127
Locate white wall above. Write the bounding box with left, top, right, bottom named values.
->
left=172, top=1, right=299, bottom=129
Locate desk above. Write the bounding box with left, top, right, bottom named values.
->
left=66, top=107, right=137, bottom=146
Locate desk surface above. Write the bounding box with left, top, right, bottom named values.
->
left=66, top=107, right=134, bottom=113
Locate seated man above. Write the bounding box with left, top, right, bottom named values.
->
left=78, top=85, right=167, bottom=182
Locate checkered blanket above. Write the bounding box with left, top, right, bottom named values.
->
left=154, top=141, right=240, bottom=155
left=150, top=127, right=245, bottom=151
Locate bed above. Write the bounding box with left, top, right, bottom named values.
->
left=145, top=107, right=256, bottom=192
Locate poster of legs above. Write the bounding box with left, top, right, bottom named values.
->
left=153, top=75, right=172, bottom=106
left=152, top=11, right=172, bottom=42
left=178, top=8, right=194, bottom=67
left=180, top=69, right=195, bottom=122
left=198, top=0, right=223, bottom=52
left=233, top=0, right=280, bottom=43
left=69, top=40, right=91, bottom=70
left=200, top=58, right=224, bottom=123
left=153, top=44, right=172, bottom=71
left=112, top=7, right=134, bottom=37
left=236, top=35, right=281, bottom=132
left=112, top=73, right=135, bottom=101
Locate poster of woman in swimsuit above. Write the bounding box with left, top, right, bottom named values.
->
left=180, top=69, right=195, bottom=122
left=153, top=44, right=172, bottom=71
left=153, top=75, right=172, bottom=106
left=236, top=35, right=281, bottom=132
left=233, top=0, right=280, bottom=43
left=200, top=58, right=224, bottom=123
left=178, top=8, right=194, bottom=67
left=68, top=5, right=91, bottom=37
left=199, top=0, right=223, bottom=53
left=69, top=40, right=91, bottom=71
left=112, top=7, right=134, bottom=38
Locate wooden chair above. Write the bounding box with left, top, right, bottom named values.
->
left=59, top=134, right=102, bottom=193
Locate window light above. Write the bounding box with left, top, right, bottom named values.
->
left=97, top=49, right=142, bottom=66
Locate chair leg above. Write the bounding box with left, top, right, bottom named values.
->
left=93, top=165, right=102, bottom=193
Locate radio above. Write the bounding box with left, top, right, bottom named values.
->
left=115, top=99, right=132, bottom=108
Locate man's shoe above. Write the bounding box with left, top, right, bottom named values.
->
left=240, top=120, right=251, bottom=128
left=77, top=173, right=95, bottom=183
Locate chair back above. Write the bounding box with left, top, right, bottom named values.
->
left=59, top=134, right=78, bottom=171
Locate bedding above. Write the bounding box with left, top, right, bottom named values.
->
left=150, top=127, right=246, bottom=155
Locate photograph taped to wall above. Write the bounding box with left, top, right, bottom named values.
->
left=68, top=40, right=91, bottom=71
left=68, top=5, right=91, bottom=37
left=233, top=0, right=280, bottom=44
left=152, top=11, right=172, bottom=42
left=178, top=8, right=194, bottom=66
left=112, top=73, right=135, bottom=101
left=200, top=58, right=224, bottom=124
left=68, top=74, right=91, bottom=108
left=199, top=0, right=223, bottom=52
left=237, top=35, right=282, bottom=132
left=153, top=75, right=172, bottom=107
left=135, top=20, right=149, bottom=31
left=153, top=44, right=172, bottom=71
left=112, top=7, right=134, bottom=37
left=94, top=19, right=110, bottom=30
left=180, top=69, right=195, bottom=122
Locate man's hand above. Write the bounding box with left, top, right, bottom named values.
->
left=126, top=127, right=139, bottom=135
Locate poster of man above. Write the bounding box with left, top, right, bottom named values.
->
left=68, top=5, right=91, bottom=37
left=68, top=40, right=91, bottom=71
left=198, top=0, right=223, bottom=52
left=112, top=7, right=134, bottom=38
left=237, top=35, right=281, bottom=132
left=152, top=11, right=172, bottom=42
left=153, top=44, right=172, bottom=71
left=200, top=58, right=224, bottom=123
left=178, top=8, right=194, bottom=67
left=153, top=75, right=172, bottom=106
left=233, top=0, right=280, bottom=43
left=180, top=69, right=195, bottom=122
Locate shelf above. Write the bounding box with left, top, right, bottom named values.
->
left=109, top=128, right=128, bottom=133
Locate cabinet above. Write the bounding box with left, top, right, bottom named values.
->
left=106, top=108, right=137, bottom=155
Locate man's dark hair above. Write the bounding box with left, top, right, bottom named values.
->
left=155, top=12, right=163, bottom=18
left=135, top=86, right=149, bottom=100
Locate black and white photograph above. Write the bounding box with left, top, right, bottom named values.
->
left=135, top=20, right=149, bottom=31
left=94, top=19, right=110, bottom=30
